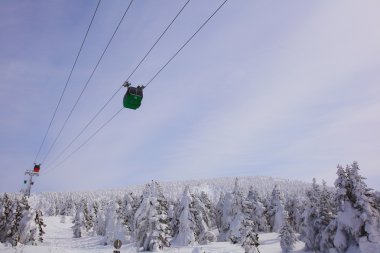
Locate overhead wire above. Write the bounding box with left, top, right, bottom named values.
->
left=45, top=0, right=228, bottom=173
left=33, top=0, right=102, bottom=163
left=45, top=107, right=124, bottom=174
left=145, top=0, right=228, bottom=88
left=40, top=0, right=135, bottom=165
left=45, top=0, right=191, bottom=169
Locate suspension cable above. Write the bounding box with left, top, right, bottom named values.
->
left=45, top=0, right=228, bottom=173
left=33, top=0, right=102, bottom=163
left=45, top=0, right=191, bottom=168
left=45, top=108, right=124, bottom=174
left=41, top=0, right=135, bottom=164
left=145, top=0, right=228, bottom=88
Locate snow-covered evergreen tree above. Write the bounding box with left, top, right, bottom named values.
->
left=11, top=196, right=30, bottom=246
left=219, top=178, right=245, bottom=244
left=134, top=181, right=171, bottom=251
left=104, top=201, right=128, bottom=245
left=0, top=193, right=14, bottom=243
left=320, top=219, right=337, bottom=253
left=268, top=185, right=287, bottom=232
left=82, top=200, right=94, bottom=232
left=215, top=192, right=224, bottom=233
left=244, top=186, right=270, bottom=232
left=93, top=203, right=106, bottom=236
left=0, top=202, right=5, bottom=241
left=241, top=231, right=260, bottom=253
left=300, top=178, right=322, bottom=251
left=168, top=200, right=179, bottom=239
left=285, top=195, right=302, bottom=233
left=72, top=205, right=84, bottom=238
left=316, top=180, right=336, bottom=252
left=240, top=189, right=261, bottom=253
left=198, top=191, right=216, bottom=228
left=34, top=210, right=46, bottom=243
left=240, top=194, right=257, bottom=242
left=18, top=208, right=38, bottom=245
left=193, top=194, right=215, bottom=244
left=117, top=192, right=138, bottom=235
left=279, top=219, right=296, bottom=253
left=172, top=186, right=196, bottom=246
left=332, top=162, right=380, bottom=252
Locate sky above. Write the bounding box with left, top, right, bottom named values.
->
left=1, top=0, right=380, bottom=193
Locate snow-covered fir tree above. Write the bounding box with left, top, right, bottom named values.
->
left=72, top=205, right=84, bottom=238
left=93, top=202, right=106, bottom=236
left=17, top=207, right=38, bottom=245
left=319, top=219, right=337, bottom=253
left=168, top=199, right=179, bottom=239
left=82, top=200, right=94, bottom=232
left=0, top=193, right=14, bottom=243
left=240, top=190, right=261, bottom=253
left=198, top=191, right=216, bottom=228
left=193, top=194, right=216, bottom=244
left=244, top=186, right=270, bottom=232
left=133, top=181, right=172, bottom=251
left=116, top=192, right=138, bottom=235
left=11, top=196, right=31, bottom=246
left=34, top=210, right=46, bottom=243
left=241, top=231, right=260, bottom=253
left=104, top=201, right=128, bottom=245
left=332, top=162, right=380, bottom=252
left=215, top=192, right=224, bottom=233
left=172, top=186, right=197, bottom=246
left=285, top=195, right=302, bottom=233
left=316, top=180, right=336, bottom=252
left=279, top=219, right=297, bottom=253
left=374, top=191, right=380, bottom=210
left=300, top=178, right=322, bottom=251
left=268, top=185, right=287, bottom=232
left=220, top=178, right=245, bottom=244
left=0, top=202, right=5, bottom=240
left=0, top=195, right=41, bottom=246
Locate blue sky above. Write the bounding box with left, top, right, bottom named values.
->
left=1, top=0, right=379, bottom=193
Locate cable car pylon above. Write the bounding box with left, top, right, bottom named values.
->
left=24, top=164, right=41, bottom=197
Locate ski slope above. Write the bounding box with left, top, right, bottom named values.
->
left=0, top=216, right=307, bottom=253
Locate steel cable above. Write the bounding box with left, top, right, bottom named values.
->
left=45, top=0, right=228, bottom=173
left=45, top=0, right=191, bottom=168
left=41, top=0, right=135, bottom=164
left=33, top=0, right=102, bottom=163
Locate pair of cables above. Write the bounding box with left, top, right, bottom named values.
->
left=34, top=0, right=134, bottom=166
left=38, top=0, right=228, bottom=175
left=33, top=0, right=102, bottom=164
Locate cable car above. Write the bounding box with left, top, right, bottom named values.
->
left=33, top=164, right=40, bottom=173
left=123, top=81, right=144, bottom=110
left=24, top=180, right=27, bottom=184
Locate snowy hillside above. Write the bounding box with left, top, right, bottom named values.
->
left=1, top=163, right=380, bottom=253
left=33, top=176, right=311, bottom=208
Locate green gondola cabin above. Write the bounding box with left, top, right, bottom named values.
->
left=123, top=85, right=144, bottom=110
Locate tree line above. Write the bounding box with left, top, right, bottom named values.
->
left=1, top=161, right=379, bottom=252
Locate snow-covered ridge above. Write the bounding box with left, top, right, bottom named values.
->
left=34, top=176, right=311, bottom=203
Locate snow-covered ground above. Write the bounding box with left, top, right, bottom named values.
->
left=0, top=216, right=307, bottom=253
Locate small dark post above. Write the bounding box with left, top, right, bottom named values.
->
left=113, top=239, right=122, bottom=253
